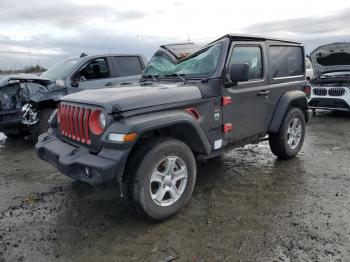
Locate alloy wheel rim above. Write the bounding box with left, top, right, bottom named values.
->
left=150, top=156, right=188, bottom=207
left=287, top=118, right=302, bottom=150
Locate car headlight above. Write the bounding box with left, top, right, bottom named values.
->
left=89, top=109, right=107, bottom=135
left=55, top=79, right=65, bottom=87
left=99, top=111, right=106, bottom=129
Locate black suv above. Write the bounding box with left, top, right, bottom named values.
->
left=36, top=34, right=309, bottom=220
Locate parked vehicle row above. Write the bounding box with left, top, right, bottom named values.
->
left=0, top=43, right=203, bottom=141
left=36, top=34, right=309, bottom=220
left=3, top=32, right=348, bottom=220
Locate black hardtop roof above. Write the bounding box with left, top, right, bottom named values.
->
left=212, top=34, right=302, bottom=45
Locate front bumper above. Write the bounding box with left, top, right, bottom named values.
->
left=35, top=132, right=129, bottom=185
left=308, top=97, right=350, bottom=111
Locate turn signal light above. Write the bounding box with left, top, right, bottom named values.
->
left=222, top=96, right=232, bottom=106
left=303, top=85, right=311, bottom=97
left=107, top=132, right=137, bottom=142
left=223, top=123, right=233, bottom=133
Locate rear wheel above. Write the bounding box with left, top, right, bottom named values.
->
left=125, top=137, right=196, bottom=221
left=269, top=107, right=306, bottom=159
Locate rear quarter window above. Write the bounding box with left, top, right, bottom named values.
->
left=269, top=46, right=304, bottom=78
left=114, top=56, right=143, bottom=77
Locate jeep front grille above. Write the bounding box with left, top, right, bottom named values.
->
left=313, top=87, right=327, bottom=96
left=328, top=87, right=345, bottom=97
left=58, top=103, right=91, bottom=145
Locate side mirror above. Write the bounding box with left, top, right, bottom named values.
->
left=229, top=63, right=249, bottom=83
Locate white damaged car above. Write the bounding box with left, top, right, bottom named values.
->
left=308, top=43, right=350, bottom=114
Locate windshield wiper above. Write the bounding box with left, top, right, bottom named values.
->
left=142, top=74, right=158, bottom=82
left=164, top=73, right=187, bottom=83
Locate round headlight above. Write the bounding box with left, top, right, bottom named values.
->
left=98, top=112, right=106, bottom=129
left=89, top=110, right=106, bottom=135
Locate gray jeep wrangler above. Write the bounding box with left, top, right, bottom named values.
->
left=0, top=54, right=147, bottom=141
left=36, top=34, right=309, bottom=220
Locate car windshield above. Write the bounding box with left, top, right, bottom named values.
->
left=143, top=52, right=176, bottom=76
left=41, top=58, right=80, bottom=80
left=144, top=43, right=222, bottom=78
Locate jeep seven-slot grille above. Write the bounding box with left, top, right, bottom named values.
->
left=329, top=87, right=345, bottom=96
left=313, top=87, right=327, bottom=96
left=58, top=103, right=91, bottom=145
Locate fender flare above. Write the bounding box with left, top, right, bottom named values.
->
left=102, top=109, right=212, bottom=156
left=100, top=110, right=212, bottom=189
left=268, top=90, right=309, bottom=133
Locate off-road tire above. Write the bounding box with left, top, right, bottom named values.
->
left=124, top=137, right=196, bottom=221
left=30, top=108, right=54, bottom=143
left=269, top=107, right=306, bottom=159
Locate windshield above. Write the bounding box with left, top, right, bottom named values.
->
left=145, top=43, right=222, bottom=78
left=143, top=52, right=176, bottom=76
left=41, top=58, right=80, bottom=80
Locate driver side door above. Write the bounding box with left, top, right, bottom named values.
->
left=70, top=57, right=116, bottom=91
left=222, top=43, right=271, bottom=143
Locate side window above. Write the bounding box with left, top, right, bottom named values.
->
left=80, top=58, right=110, bottom=81
left=269, top=46, right=303, bottom=78
left=114, top=56, right=143, bottom=77
left=230, top=46, right=263, bottom=80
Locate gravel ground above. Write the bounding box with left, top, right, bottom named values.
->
left=0, top=111, right=350, bottom=262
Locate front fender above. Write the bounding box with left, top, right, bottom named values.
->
left=101, top=109, right=212, bottom=155
left=269, top=90, right=308, bottom=133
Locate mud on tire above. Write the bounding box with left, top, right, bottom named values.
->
left=124, top=137, right=196, bottom=221
left=269, top=107, right=306, bottom=159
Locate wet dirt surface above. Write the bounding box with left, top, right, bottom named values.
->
left=1, top=111, right=350, bottom=262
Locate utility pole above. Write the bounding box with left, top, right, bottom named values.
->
left=29, top=48, right=33, bottom=67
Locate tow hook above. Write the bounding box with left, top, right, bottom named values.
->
left=21, top=104, right=39, bottom=126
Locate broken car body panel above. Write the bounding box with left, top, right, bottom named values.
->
left=309, top=42, right=350, bottom=112
left=0, top=54, right=147, bottom=133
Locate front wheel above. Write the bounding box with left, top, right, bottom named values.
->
left=125, top=137, right=196, bottom=221
left=269, top=107, right=306, bottom=159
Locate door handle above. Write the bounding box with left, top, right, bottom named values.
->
left=257, top=90, right=270, bottom=96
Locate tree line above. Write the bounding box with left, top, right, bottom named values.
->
left=0, top=65, right=47, bottom=75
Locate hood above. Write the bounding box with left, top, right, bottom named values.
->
left=62, top=83, right=203, bottom=113
left=310, top=43, right=350, bottom=77
left=0, top=74, right=51, bottom=88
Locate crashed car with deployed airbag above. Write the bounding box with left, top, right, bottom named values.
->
left=308, top=42, right=350, bottom=113
left=0, top=54, right=147, bottom=141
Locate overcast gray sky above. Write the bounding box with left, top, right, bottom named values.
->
left=1, top=0, right=350, bottom=69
